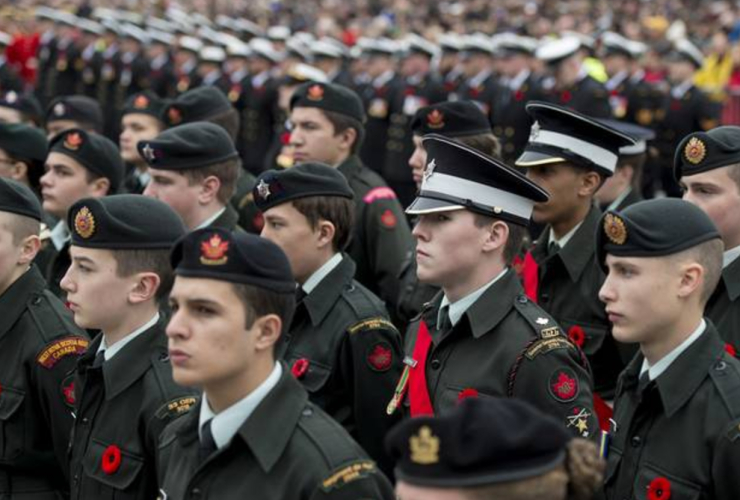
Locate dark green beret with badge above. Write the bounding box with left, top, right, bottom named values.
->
left=170, top=227, right=295, bottom=293
left=162, top=86, right=232, bottom=127
left=0, top=177, right=42, bottom=221
left=45, top=95, right=103, bottom=132
left=0, top=90, right=43, bottom=125
left=0, top=122, right=48, bottom=168
left=68, top=195, right=187, bottom=249
left=411, top=101, right=492, bottom=138
left=122, top=90, right=168, bottom=121
left=290, top=81, right=365, bottom=123
left=253, top=162, right=354, bottom=212
left=674, top=126, right=740, bottom=181
left=385, top=397, right=571, bottom=488
left=49, top=128, right=124, bottom=193
left=596, top=198, right=721, bottom=271
left=137, top=122, right=238, bottom=170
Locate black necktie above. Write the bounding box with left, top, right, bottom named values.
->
left=438, top=306, right=452, bottom=333
left=295, top=286, right=307, bottom=304
left=637, top=372, right=651, bottom=394
left=92, top=350, right=105, bottom=369
left=548, top=241, right=561, bottom=257
left=198, top=419, right=217, bottom=465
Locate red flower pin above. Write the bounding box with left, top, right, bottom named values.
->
left=101, top=445, right=122, bottom=475
left=560, top=90, right=572, bottom=103
left=725, top=343, right=737, bottom=357
left=647, top=477, right=671, bottom=500
left=291, top=358, right=310, bottom=379
left=568, top=325, right=585, bottom=348
left=457, top=388, right=479, bottom=402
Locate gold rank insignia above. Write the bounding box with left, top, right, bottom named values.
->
left=426, top=109, right=445, bottom=129
left=410, top=425, right=439, bottom=464
left=604, top=213, right=627, bottom=245
left=684, top=137, right=706, bottom=165
left=74, top=206, right=96, bottom=239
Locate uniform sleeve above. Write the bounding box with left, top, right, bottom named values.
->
left=511, top=338, right=599, bottom=441
left=339, top=317, right=404, bottom=477
left=309, top=460, right=396, bottom=500
left=711, top=417, right=740, bottom=500
left=697, top=92, right=722, bottom=131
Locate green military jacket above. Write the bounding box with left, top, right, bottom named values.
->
left=69, top=318, right=198, bottom=500
left=157, top=364, right=396, bottom=500
left=337, top=155, right=415, bottom=321
left=403, top=268, right=599, bottom=439
left=0, top=266, right=88, bottom=497
left=531, top=206, right=635, bottom=397
left=279, top=255, right=403, bottom=475
left=207, top=204, right=243, bottom=233
left=602, top=325, right=740, bottom=500
left=706, top=257, right=740, bottom=353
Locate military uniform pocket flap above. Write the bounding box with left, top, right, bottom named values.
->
left=635, top=464, right=702, bottom=500
left=0, top=386, right=25, bottom=420
left=559, top=319, right=607, bottom=356
left=83, top=439, right=144, bottom=491
left=288, top=357, right=332, bottom=393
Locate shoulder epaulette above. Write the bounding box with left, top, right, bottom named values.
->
left=710, top=355, right=740, bottom=418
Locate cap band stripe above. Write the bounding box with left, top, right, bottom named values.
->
left=532, top=130, right=617, bottom=172
left=420, top=172, right=534, bottom=219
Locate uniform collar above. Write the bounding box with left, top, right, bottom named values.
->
left=468, top=69, right=492, bottom=88
left=301, top=254, right=355, bottom=326
left=195, top=206, right=227, bottom=230
left=199, top=363, right=282, bottom=449
left=723, top=245, right=740, bottom=269
left=508, top=69, right=530, bottom=91
left=97, top=313, right=160, bottom=361
left=605, top=70, right=629, bottom=91
left=538, top=205, right=601, bottom=283
left=548, top=219, right=584, bottom=249
left=640, top=319, right=706, bottom=381
left=605, top=187, right=633, bottom=212
left=252, top=70, right=270, bottom=88
left=0, top=266, right=45, bottom=340
left=50, top=220, right=71, bottom=251
left=671, top=79, right=693, bottom=99
left=439, top=267, right=507, bottom=327
left=373, top=70, right=395, bottom=88
left=302, top=253, right=343, bottom=295
left=721, top=253, right=740, bottom=301
left=336, top=155, right=362, bottom=176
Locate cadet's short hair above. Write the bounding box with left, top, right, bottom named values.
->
left=291, top=196, right=355, bottom=252
left=179, top=157, right=241, bottom=205
left=726, top=163, right=740, bottom=192
left=473, top=214, right=527, bottom=264
left=0, top=212, right=40, bottom=245
left=111, top=248, right=174, bottom=301
left=456, top=133, right=502, bottom=160
left=322, top=109, right=365, bottom=155
left=615, top=153, right=646, bottom=191
left=669, top=238, right=724, bottom=305
left=231, top=282, right=296, bottom=331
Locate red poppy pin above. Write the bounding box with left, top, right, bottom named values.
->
left=306, top=84, right=324, bottom=101
left=426, top=109, right=445, bottom=129
left=568, top=325, right=585, bottom=348
left=101, top=445, right=122, bottom=475
left=457, top=388, right=479, bottom=402
left=647, top=476, right=671, bottom=500
left=133, top=94, right=149, bottom=109
left=560, top=90, right=572, bottom=103
left=167, top=107, right=182, bottom=125
left=367, top=342, right=393, bottom=372
left=725, top=343, right=737, bottom=357
left=61, top=375, right=76, bottom=407
left=64, top=132, right=83, bottom=151
left=291, top=358, right=310, bottom=379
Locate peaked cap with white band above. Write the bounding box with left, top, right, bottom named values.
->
left=406, top=134, right=549, bottom=226
left=515, top=101, right=636, bottom=176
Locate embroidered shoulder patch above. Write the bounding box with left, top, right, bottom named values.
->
left=61, top=374, right=76, bottom=408
left=362, top=186, right=397, bottom=204
left=348, top=318, right=397, bottom=335
left=366, top=342, right=393, bottom=372
left=525, top=337, right=571, bottom=360
left=321, top=460, right=376, bottom=492
left=155, top=396, right=198, bottom=420
left=37, top=336, right=89, bottom=369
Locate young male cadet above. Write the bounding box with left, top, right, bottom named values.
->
left=254, top=162, right=403, bottom=475
left=62, top=196, right=196, bottom=500
left=392, top=134, right=597, bottom=438
left=516, top=102, right=636, bottom=401
left=597, top=198, right=740, bottom=500
left=0, top=178, right=88, bottom=497
left=158, top=229, right=396, bottom=499
left=675, top=126, right=740, bottom=353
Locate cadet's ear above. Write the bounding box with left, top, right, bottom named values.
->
left=315, top=219, right=336, bottom=251
left=677, top=261, right=703, bottom=300
left=253, top=314, right=282, bottom=352
left=89, top=177, right=111, bottom=197
left=17, top=234, right=41, bottom=264
left=128, top=271, right=161, bottom=305
left=578, top=170, right=603, bottom=198
left=198, top=175, right=221, bottom=205
left=481, top=219, right=508, bottom=254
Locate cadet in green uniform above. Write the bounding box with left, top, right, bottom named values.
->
left=387, top=398, right=605, bottom=500
left=676, top=127, right=740, bottom=354
left=254, top=162, right=403, bottom=475
left=158, top=229, right=395, bottom=499
left=289, top=81, right=414, bottom=322
left=139, top=122, right=243, bottom=231
left=39, top=128, right=124, bottom=298
left=0, top=179, right=89, bottom=498
left=597, top=198, right=740, bottom=500
left=62, top=195, right=196, bottom=500
left=392, top=134, right=597, bottom=438
left=0, top=122, right=48, bottom=197
left=44, top=95, right=104, bottom=140
left=516, top=102, right=636, bottom=401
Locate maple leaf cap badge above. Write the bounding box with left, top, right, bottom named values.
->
left=410, top=425, right=440, bottom=465
left=64, top=131, right=83, bottom=151
left=426, top=109, right=445, bottom=129
left=307, top=84, right=324, bottom=101
left=200, top=233, right=230, bottom=265
left=133, top=94, right=150, bottom=109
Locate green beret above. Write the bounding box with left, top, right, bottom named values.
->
left=411, top=101, right=491, bottom=138
left=0, top=123, right=48, bottom=168
left=253, top=162, right=353, bottom=212
left=289, top=81, right=365, bottom=123
left=170, top=227, right=295, bottom=293
left=137, top=122, right=238, bottom=170
left=0, top=177, right=42, bottom=221
left=122, top=90, right=168, bottom=121
left=674, top=126, right=740, bottom=181
left=68, top=195, right=187, bottom=249
left=49, top=128, right=124, bottom=193
left=0, top=91, right=43, bottom=125
left=163, top=86, right=233, bottom=127
left=46, top=95, right=103, bottom=132
left=596, top=198, right=721, bottom=271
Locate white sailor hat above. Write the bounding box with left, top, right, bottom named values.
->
left=147, top=29, right=175, bottom=46
left=601, top=32, right=634, bottom=58
left=286, top=39, right=311, bottom=60
left=462, top=33, right=494, bottom=55
left=226, top=40, right=251, bottom=59
left=668, top=38, right=705, bottom=68
left=249, top=38, right=282, bottom=63
left=234, top=18, right=264, bottom=38
left=267, top=26, right=291, bottom=42
left=515, top=101, right=636, bottom=176
left=311, top=39, right=345, bottom=59
left=362, top=37, right=398, bottom=57
left=439, top=33, right=463, bottom=52
left=120, top=24, right=149, bottom=44
left=536, top=36, right=581, bottom=64
left=561, top=30, right=595, bottom=50
left=284, top=63, right=328, bottom=84
left=200, top=46, right=226, bottom=63
left=0, top=31, right=10, bottom=47
left=405, top=33, right=439, bottom=59
left=495, top=33, right=538, bottom=56
left=407, top=134, right=549, bottom=225
left=178, top=36, right=204, bottom=54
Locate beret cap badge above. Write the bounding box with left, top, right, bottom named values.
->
left=64, top=131, right=83, bottom=151
left=74, top=206, right=96, bottom=239
left=200, top=233, right=229, bottom=265
left=256, top=179, right=271, bottom=200
left=684, top=137, right=706, bottom=165
left=409, top=426, right=439, bottom=465
left=306, top=84, right=325, bottom=102
left=529, top=121, right=540, bottom=141
left=53, top=102, right=66, bottom=117
left=167, top=107, right=183, bottom=125
left=604, top=213, right=627, bottom=245
left=133, top=94, right=150, bottom=109
left=426, top=109, right=445, bottom=129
